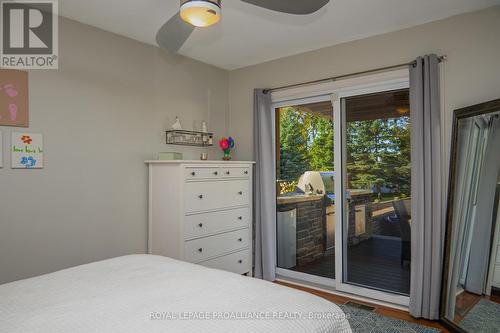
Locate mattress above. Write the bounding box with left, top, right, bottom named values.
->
left=0, top=255, right=351, bottom=333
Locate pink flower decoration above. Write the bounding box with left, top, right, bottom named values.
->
left=219, top=139, right=229, bottom=150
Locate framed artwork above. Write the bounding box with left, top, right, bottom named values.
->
left=0, top=69, right=29, bottom=127
left=11, top=133, right=43, bottom=169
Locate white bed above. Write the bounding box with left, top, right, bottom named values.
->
left=0, top=255, right=351, bottom=333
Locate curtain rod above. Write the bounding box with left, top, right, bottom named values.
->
left=263, top=55, right=447, bottom=94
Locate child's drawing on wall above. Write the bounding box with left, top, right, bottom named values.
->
left=11, top=133, right=44, bottom=169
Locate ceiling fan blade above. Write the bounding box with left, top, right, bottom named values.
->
left=156, top=12, right=195, bottom=53
left=241, top=0, right=329, bottom=15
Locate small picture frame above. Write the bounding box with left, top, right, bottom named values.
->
left=11, top=132, right=44, bottom=169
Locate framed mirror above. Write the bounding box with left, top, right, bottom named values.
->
left=441, top=98, right=500, bottom=332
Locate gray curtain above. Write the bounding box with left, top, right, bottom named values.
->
left=253, top=89, right=276, bottom=281
left=409, top=55, right=443, bottom=319
left=465, top=117, right=500, bottom=294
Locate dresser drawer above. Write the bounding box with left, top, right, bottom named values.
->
left=221, top=167, right=251, bottom=178
left=185, top=180, right=250, bottom=213
left=184, top=167, right=220, bottom=180
left=200, top=249, right=251, bottom=275
left=184, top=228, right=250, bottom=263
left=184, top=207, right=250, bottom=239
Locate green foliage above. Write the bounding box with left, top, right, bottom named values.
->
left=346, top=117, right=411, bottom=196
left=278, top=107, right=411, bottom=197
left=279, top=108, right=335, bottom=182
left=308, top=117, right=334, bottom=171
left=279, top=108, right=311, bottom=181
left=278, top=180, right=299, bottom=195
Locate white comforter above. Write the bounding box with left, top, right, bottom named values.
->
left=0, top=255, right=351, bottom=333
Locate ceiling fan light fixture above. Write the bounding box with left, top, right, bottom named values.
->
left=180, top=0, right=221, bottom=28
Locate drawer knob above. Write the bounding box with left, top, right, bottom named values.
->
left=238, top=238, right=243, bottom=242
left=198, top=248, right=203, bottom=252
left=238, top=260, right=243, bottom=264
left=238, top=191, right=243, bottom=195
left=244, top=171, right=249, bottom=175
left=238, top=216, right=243, bottom=220
left=191, top=172, right=196, bottom=176
left=198, top=194, right=203, bottom=199
left=198, top=223, right=203, bottom=228
left=226, top=171, right=231, bottom=175
left=214, top=171, right=218, bottom=175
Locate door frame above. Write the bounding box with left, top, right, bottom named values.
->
left=332, top=75, right=410, bottom=306
left=273, top=94, right=337, bottom=288
left=272, top=68, right=411, bottom=307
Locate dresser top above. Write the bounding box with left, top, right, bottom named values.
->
left=145, top=160, right=255, bottom=165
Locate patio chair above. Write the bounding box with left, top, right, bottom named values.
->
left=393, top=199, right=411, bottom=265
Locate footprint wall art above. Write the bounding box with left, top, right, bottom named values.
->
left=0, top=69, right=28, bottom=127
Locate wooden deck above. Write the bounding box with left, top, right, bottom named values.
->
left=291, top=237, right=410, bottom=295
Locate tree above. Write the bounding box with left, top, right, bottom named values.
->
left=279, top=108, right=310, bottom=181
left=278, top=106, right=411, bottom=198
left=346, top=116, right=411, bottom=196
left=308, top=116, right=334, bottom=171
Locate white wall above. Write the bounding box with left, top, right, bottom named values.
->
left=228, top=7, right=500, bottom=164
left=2, top=6, right=500, bottom=285
left=0, top=18, right=229, bottom=284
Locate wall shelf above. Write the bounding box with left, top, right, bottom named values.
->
left=166, top=130, right=214, bottom=147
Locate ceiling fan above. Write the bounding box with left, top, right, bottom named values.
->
left=156, top=0, right=330, bottom=53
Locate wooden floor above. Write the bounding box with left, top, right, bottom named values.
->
left=292, top=237, right=410, bottom=295
left=276, top=281, right=449, bottom=332
left=454, top=289, right=500, bottom=322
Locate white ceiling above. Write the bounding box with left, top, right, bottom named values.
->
left=59, top=0, right=500, bottom=70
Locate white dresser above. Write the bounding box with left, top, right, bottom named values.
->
left=146, top=160, right=254, bottom=275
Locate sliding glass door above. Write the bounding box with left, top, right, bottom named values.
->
left=340, top=89, right=411, bottom=296
left=274, top=69, right=411, bottom=305
left=275, top=96, right=336, bottom=285
left=333, top=76, right=411, bottom=305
